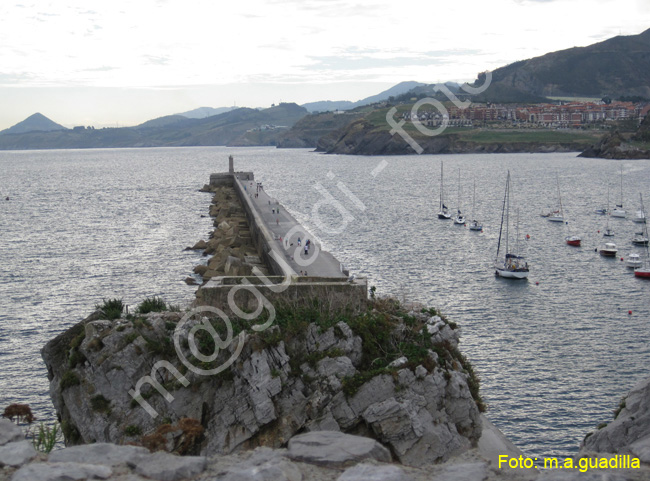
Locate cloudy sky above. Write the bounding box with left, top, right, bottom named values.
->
left=1, top=0, right=649, bottom=129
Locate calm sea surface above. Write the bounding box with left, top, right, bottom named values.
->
left=1, top=146, right=649, bottom=458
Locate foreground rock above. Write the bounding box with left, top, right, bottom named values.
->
left=41, top=302, right=484, bottom=467
left=582, top=375, right=650, bottom=462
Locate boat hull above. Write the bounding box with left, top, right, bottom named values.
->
left=495, top=267, right=529, bottom=279
left=599, top=250, right=617, bottom=257
left=438, top=212, right=451, bottom=220
left=634, top=268, right=650, bottom=278
left=566, top=237, right=581, bottom=246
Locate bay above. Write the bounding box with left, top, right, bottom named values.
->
left=1, top=146, right=649, bottom=459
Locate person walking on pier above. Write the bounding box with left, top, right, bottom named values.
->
left=304, top=244, right=309, bottom=256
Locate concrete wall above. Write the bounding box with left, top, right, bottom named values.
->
left=231, top=174, right=290, bottom=277
left=196, top=276, right=368, bottom=316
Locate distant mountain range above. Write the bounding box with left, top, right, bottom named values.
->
left=2, top=29, right=649, bottom=151
left=0, top=103, right=308, bottom=150
left=471, top=28, right=650, bottom=102
left=301, top=81, right=425, bottom=113
left=177, top=106, right=238, bottom=119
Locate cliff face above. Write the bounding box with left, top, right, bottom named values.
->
left=41, top=304, right=483, bottom=467
left=579, top=116, right=650, bottom=159
left=276, top=111, right=364, bottom=148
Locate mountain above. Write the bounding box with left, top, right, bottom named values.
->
left=302, top=81, right=425, bottom=113
left=177, top=106, right=238, bottom=119
left=0, top=103, right=308, bottom=150
left=300, top=100, right=355, bottom=113
left=0, top=113, right=67, bottom=135
left=472, top=28, right=650, bottom=102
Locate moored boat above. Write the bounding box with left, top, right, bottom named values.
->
left=566, top=235, right=581, bottom=247
left=438, top=161, right=451, bottom=219
left=626, top=253, right=642, bottom=268
left=633, top=195, right=650, bottom=278
left=599, top=242, right=618, bottom=257
left=494, top=171, right=529, bottom=280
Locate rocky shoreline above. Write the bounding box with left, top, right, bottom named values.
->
left=314, top=120, right=590, bottom=156
left=185, top=183, right=268, bottom=285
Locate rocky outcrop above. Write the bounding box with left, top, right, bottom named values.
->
left=319, top=119, right=589, bottom=156
left=41, top=302, right=484, bottom=467
left=276, top=111, right=364, bottom=149
left=579, top=130, right=650, bottom=159
left=189, top=185, right=269, bottom=283
left=582, top=376, right=650, bottom=462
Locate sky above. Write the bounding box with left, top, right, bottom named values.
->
left=1, top=0, right=649, bottom=130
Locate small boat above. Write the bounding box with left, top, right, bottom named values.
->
left=633, top=194, right=647, bottom=223
left=634, top=195, right=650, bottom=278
left=611, top=165, right=626, bottom=218
left=599, top=242, right=618, bottom=257
left=566, top=235, right=581, bottom=247
left=632, top=232, right=649, bottom=246
left=494, top=171, right=529, bottom=279
left=595, top=208, right=609, bottom=215
left=611, top=206, right=626, bottom=218
left=632, top=195, right=649, bottom=245
left=602, top=186, right=614, bottom=237
left=453, top=169, right=465, bottom=225
left=437, top=161, right=451, bottom=219
left=626, top=253, right=643, bottom=268
left=548, top=174, right=565, bottom=222
left=553, top=174, right=580, bottom=246
left=469, top=178, right=483, bottom=230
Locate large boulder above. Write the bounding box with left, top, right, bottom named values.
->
left=42, top=304, right=483, bottom=467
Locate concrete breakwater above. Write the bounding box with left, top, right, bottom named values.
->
left=191, top=164, right=367, bottom=315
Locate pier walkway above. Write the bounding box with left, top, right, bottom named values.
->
left=238, top=178, right=347, bottom=279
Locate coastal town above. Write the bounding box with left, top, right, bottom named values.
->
left=402, top=100, right=650, bottom=129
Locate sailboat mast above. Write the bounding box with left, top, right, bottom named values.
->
left=505, top=172, right=511, bottom=256
left=619, top=165, right=623, bottom=208
left=440, top=162, right=444, bottom=211
left=495, top=173, right=508, bottom=263
left=556, top=173, right=564, bottom=219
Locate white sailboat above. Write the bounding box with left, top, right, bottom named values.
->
left=611, top=165, right=626, bottom=218
left=633, top=193, right=647, bottom=224
left=469, top=178, right=483, bottom=231
left=437, top=161, right=451, bottom=220
left=632, top=194, right=649, bottom=245
left=603, top=186, right=614, bottom=237
left=548, top=174, right=564, bottom=223
left=495, top=171, right=529, bottom=279
left=635, top=194, right=650, bottom=278
left=454, top=168, right=465, bottom=225
left=554, top=174, right=581, bottom=246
